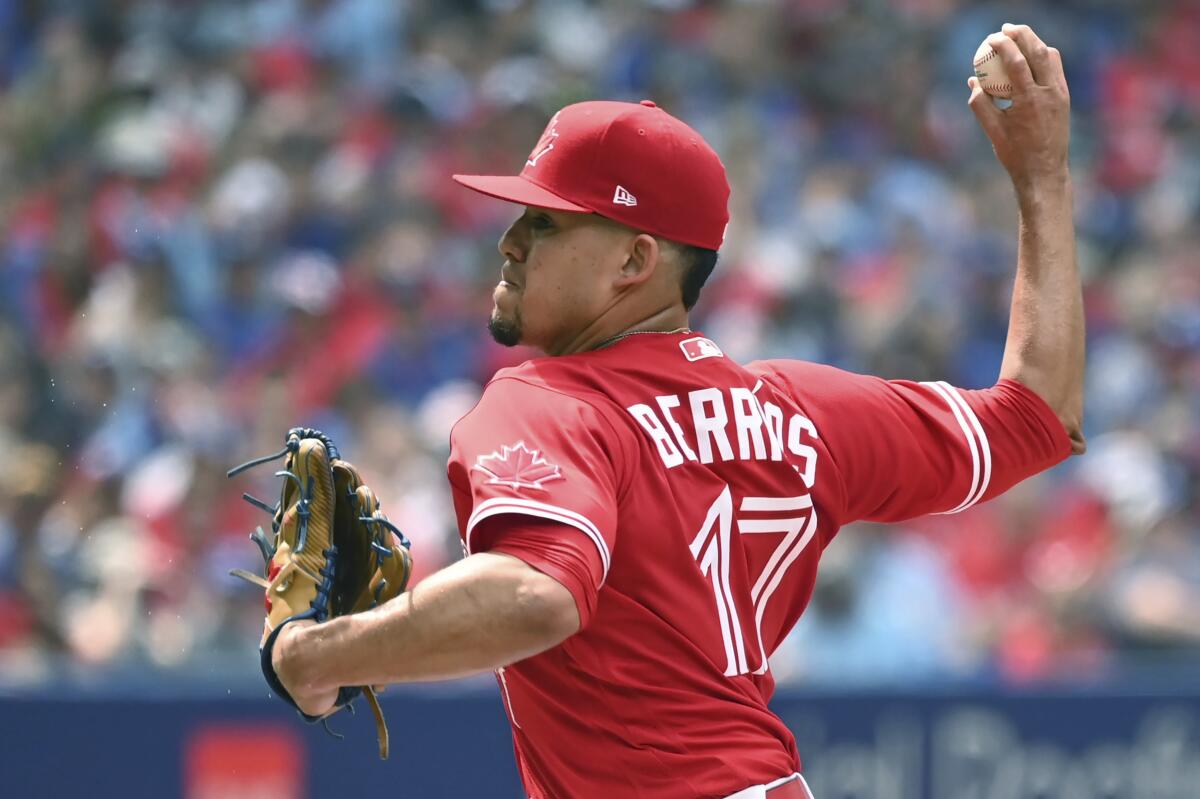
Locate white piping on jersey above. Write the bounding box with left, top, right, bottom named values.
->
left=923, top=380, right=993, bottom=514
left=496, top=665, right=520, bottom=729
left=721, top=772, right=809, bottom=799
left=466, top=497, right=612, bottom=581
left=939, top=380, right=993, bottom=511
left=942, top=380, right=993, bottom=508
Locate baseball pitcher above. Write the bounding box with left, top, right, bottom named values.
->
left=253, top=24, right=1082, bottom=799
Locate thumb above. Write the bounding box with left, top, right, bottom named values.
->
left=967, top=76, right=1005, bottom=142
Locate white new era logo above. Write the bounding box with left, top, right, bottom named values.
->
left=613, top=185, right=638, bottom=206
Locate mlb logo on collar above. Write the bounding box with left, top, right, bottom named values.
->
left=680, top=336, right=724, bottom=362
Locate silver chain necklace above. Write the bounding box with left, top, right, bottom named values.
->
left=592, top=326, right=692, bottom=351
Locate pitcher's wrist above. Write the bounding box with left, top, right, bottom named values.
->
left=1014, top=169, right=1072, bottom=210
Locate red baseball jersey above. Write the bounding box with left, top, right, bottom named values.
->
left=446, top=331, right=1071, bottom=799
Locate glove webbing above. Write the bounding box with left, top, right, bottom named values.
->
left=228, top=429, right=394, bottom=759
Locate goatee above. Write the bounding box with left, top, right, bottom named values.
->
left=488, top=311, right=522, bottom=347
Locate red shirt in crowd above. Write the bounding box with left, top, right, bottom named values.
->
left=447, top=331, right=1070, bottom=799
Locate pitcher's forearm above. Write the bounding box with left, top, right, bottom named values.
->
left=969, top=25, right=1085, bottom=453
left=281, top=552, right=580, bottom=695
left=999, top=173, right=1086, bottom=452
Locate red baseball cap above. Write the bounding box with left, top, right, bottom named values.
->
left=453, top=100, right=730, bottom=251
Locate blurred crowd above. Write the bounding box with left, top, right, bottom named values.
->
left=0, top=0, right=1197, bottom=688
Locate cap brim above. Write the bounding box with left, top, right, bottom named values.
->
left=451, top=174, right=590, bottom=213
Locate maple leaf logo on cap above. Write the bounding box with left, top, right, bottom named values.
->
left=473, top=441, right=563, bottom=491
left=526, top=112, right=561, bottom=167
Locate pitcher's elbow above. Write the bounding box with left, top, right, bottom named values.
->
left=1060, top=407, right=1086, bottom=455
left=1067, top=425, right=1087, bottom=455
left=1004, top=366, right=1086, bottom=456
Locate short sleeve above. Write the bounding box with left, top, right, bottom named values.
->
left=474, top=516, right=605, bottom=628
left=750, top=361, right=1073, bottom=525
left=447, top=377, right=628, bottom=585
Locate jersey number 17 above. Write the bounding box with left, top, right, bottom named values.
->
left=690, top=485, right=819, bottom=676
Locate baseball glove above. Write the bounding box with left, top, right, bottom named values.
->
left=227, top=427, right=413, bottom=759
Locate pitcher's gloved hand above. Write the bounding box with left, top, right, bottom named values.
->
left=228, top=427, right=413, bottom=759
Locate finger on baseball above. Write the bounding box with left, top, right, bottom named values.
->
left=987, top=33, right=1036, bottom=94
left=967, top=77, right=1004, bottom=139
left=1001, top=23, right=1053, bottom=86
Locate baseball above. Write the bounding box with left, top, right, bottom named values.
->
left=973, top=36, right=1012, bottom=98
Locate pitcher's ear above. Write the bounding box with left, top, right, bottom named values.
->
left=616, top=233, right=660, bottom=287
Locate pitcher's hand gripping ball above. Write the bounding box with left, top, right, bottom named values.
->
left=228, top=428, right=413, bottom=759
left=973, top=35, right=1013, bottom=98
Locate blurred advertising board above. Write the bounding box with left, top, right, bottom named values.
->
left=2, top=685, right=1197, bottom=798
